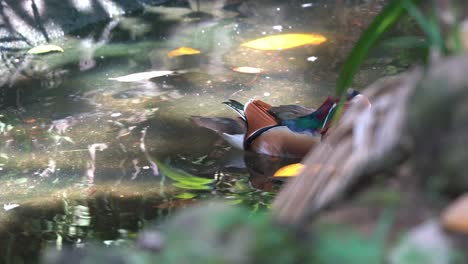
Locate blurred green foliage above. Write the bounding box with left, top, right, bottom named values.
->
left=336, top=0, right=464, bottom=96
left=336, top=0, right=423, bottom=96
left=42, top=203, right=398, bottom=264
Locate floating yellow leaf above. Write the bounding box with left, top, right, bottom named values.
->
left=231, top=66, right=264, bottom=74
left=241, top=33, right=326, bottom=50
left=108, top=70, right=174, bottom=82
left=273, top=163, right=304, bottom=177
left=168, top=46, right=201, bottom=58
left=27, top=44, right=64, bottom=54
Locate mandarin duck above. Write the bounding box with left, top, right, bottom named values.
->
left=191, top=90, right=370, bottom=158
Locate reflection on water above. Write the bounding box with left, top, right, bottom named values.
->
left=0, top=0, right=389, bottom=262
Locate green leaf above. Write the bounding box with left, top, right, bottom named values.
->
left=450, top=20, right=463, bottom=55
left=228, top=199, right=243, bottom=205
left=27, top=44, right=64, bottom=55
left=175, top=192, right=197, bottom=199
left=336, top=0, right=422, bottom=95
left=173, top=182, right=211, bottom=190
left=155, top=160, right=214, bottom=190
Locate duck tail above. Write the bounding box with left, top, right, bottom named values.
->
left=223, top=99, right=246, bottom=120
left=191, top=115, right=246, bottom=134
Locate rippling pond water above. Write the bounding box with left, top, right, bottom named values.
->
left=0, top=0, right=400, bottom=262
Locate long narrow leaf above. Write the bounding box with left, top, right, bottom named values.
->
left=336, top=0, right=422, bottom=95
left=173, top=182, right=211, bottom=190
left=401, top=0, right=444, bottom=52
left=380, top=36, right=427, bottom=49
left=451, top=22, right=463, bottom=54
left=155, top=160, right=214, bottom=187
left=449, top=4, right=463, bottom=54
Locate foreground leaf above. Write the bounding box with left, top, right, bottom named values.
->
left=168, top=47, right=201, bottom=58
left=27, top=44, right=64, bottom=54
left=241, top=33, right=327, bottom=50
left=108, top=70, right=174, bottom=82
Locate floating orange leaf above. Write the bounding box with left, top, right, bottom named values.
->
left=241, top=33, right=327, bottom=50
left=168, top=47, right=201, bottom=58
left=273, top=163, right=304, bottom=177
left=231, top=66, right=264, bottom=74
